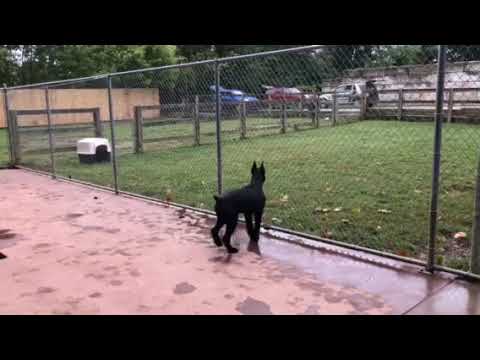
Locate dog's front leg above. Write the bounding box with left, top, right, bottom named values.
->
left=253, top=212, right=263, bottom=243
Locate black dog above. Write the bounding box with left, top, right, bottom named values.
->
left=211, top=162, right=266, bottom=254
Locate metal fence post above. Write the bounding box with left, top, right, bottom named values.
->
left=268, top=95, right=273, bottom=118
left=240, top=95, right=247, bottom=140
left=313, top=91, right=319, bottom=128
left=194, top=95, right=201, bottom=146
left=471, top=153, right=480, bottom=275
left=281, top=102, right=287, bottom=134
left=398, top=89, right=404, bottom=121
left=2, top=87, right=14, bottom=167
left=107, top=76, right=120, bottom=195
left=44, top=87, right=56, bottom=179
left=427, top=45, right=447, bottom=274
left=134, top=106, right=144, bottom=154
left=215, top=61, right=223, bottom=195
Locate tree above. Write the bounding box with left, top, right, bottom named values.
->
left=446, top=46, right=480, bottom=62
left=0, top=45, right=180, bottom=87
left=366, top=46, right=433, bottom=67
left=0, top=46, right=18, bottom=86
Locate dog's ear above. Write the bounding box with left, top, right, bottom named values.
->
left=260, top=162, right=266, bottom=179
left=251, top=161, right=258, bottom=175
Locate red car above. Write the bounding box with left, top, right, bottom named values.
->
left=264, top=86, right=314, bottom=103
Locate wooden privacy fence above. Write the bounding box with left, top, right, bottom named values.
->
left=0, top=88, right=160, bottom=129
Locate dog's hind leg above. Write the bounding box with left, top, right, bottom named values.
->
left=223, top=217, right=239, bottom=254
left=211, top=218, right=225, bottom=247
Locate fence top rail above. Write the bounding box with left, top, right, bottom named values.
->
left=11, top=108, right=100, bottom=116
left=4, top=45, right=325, bottom=91
left=4, top=75, right=109, bottom=91
left=111, top=45, right=325, bottom=77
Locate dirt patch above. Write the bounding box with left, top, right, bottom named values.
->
left=174, top=282, right=197, bottom=295
left=0, top=230, right=17, bottom=250
left=66, top=213, right=84, bottom=220
left=37, top=287, right=56, bottom=295
left=0, top=233, right=16, bottom=240
left=236, top=297, right=273, bottom=315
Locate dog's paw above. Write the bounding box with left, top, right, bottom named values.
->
left=227, top=247, right=239, bottom=254
left=214, top=239, right=223, bottom=247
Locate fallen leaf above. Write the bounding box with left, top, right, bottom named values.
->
left=272, top=218, right=283, bottom=224
left=397, top=250, right=409, bottom=257
left=454, top=232, right=467, bottom=240
left=166, top=189, right=175, bottom=203
left=280, top=195, right=289, bottom=203
left=334, top=207, right=343, bottom=213
left=378, top=209, right=392, bottom=214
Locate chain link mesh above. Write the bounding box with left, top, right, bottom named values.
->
left=438, top=46, right=480, bottom=270
left=217, top=47, right=433, bottom=262
left=5, top=85, right=52, bottom=172
left=4, top=45, right=480, bottom=274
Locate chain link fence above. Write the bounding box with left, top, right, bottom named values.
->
left=3, top=45, right=480, bottom=279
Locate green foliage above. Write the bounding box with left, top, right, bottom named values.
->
left=0, top=46, right=18, bottom=86
left=0, top=45, right=179, bottom=86
left=2, top=45, right=480, bottom=92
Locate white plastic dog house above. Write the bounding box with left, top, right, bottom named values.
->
left=77, top=138, right=112, bottom=164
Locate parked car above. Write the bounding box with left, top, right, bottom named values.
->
left=319, top=81, right=379, bottom=108
left=264, top=86, right=315, bottom=103
left=209, top=86, right=259, bottom=104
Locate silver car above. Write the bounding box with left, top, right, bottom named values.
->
left=319, top=81, right=379, bottom=108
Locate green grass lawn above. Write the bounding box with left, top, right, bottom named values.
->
left=11, top=119, right=480, bottom=271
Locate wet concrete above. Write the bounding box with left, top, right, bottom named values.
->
left=0, top=169, right=479, bottom=315
left=407, top=280, right=480, bottom=315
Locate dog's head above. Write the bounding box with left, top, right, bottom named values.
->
left=251, top=162, right=266, bottom=185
